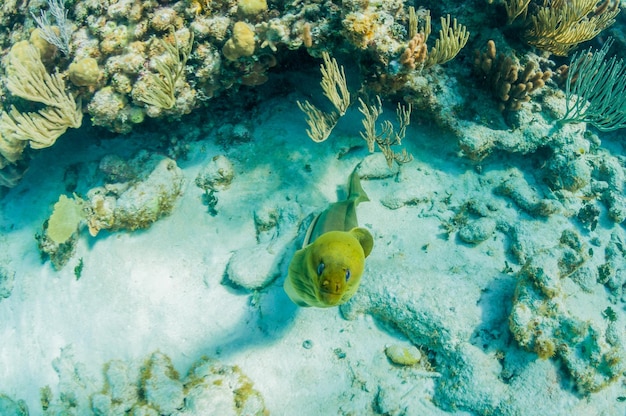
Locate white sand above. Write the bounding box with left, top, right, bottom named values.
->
left=0, top=94, right=624, bottom=415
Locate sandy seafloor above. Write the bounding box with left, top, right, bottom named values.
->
left=1, top=82, right=625, bottom=415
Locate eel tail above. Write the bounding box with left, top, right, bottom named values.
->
left=348, top=170, right=370, bottom=204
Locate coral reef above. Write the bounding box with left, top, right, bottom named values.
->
left=0, top=0, right=477, bottom=178
left=509, top=230, right=626, bottom=394
left=38, top=151, right=184, bottom=269
left=26, top=347, right=268, bottom=415
left=0, top=0, right=617, bottom=195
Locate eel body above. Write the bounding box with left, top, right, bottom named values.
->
left=284, top=171, right=373, bottom=307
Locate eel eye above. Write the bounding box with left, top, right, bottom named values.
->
left=345, top=269, right=351, bottom=281
left=317, top=262, right=325, bottom=276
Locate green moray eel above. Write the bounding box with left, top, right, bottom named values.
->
left=284, top=171, right=374, bottom=307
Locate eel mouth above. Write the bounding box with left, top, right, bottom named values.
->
left=319, top=290, right=343, bottom=306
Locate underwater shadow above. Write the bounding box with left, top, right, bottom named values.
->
left=196, top=215, right=315, bottom=359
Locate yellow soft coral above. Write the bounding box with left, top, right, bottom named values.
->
left=503, top=0, right=621, bottom=56
left=0, top=41, right=82, bottom=162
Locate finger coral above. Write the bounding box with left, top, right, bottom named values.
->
left=474, top=40, right=552, bottom=111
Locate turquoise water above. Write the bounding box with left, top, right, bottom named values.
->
left=1, top=1, right=625, bottom=415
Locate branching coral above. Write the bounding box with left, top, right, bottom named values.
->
left=400, top=9, right=469, bottom=71
left=31, top=0, right=73, bottom=56
left=358, top=96, right=413, bottom=168
left=424, top=15, right=470, bottom=68
left=297, top=101, right=340, bottom=143
left=134, top=32, right=193, bottom=110
left=560, top=39, right=626, bottom=131
left=504, top=0, right=531, bottom=23
left=298, top=52, right=412, bottom=168
left=297, top=52, right=350, bottom=142
left=0, top=41, right=83, bottom=162
left=504, top=0, right=620, bottom=56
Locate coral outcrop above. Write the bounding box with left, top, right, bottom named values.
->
left=19, top=347, right=268, bottom=415
left=38, top=151, right=184, bottom=269
left=0, top=0, right=478, bottom=179
left=509, top=230, right=626, bottom=394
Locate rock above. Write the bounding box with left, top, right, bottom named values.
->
left=180, top=358, right=267, bottom=416
left=458, top=217, right=497, bottom=244
left=605, top=190, right=626, bottom=223
left=93, top=352, right=267, bottom=415
left=141, top=352, right=184, bottom=414
left=195, top=155, right=235, bottom=191
left=509, top=232, right=626, bottom=394
left=495, top=170, right=560, bottom=217
left=380, top=187, right=431, bottom=210
left=92, top=360, right=139, bottom=414
left=86, top=152, right=185, bottom=234
left=385, top=344, right=422, bottom=366
left=225, top=245, right=279, bottom=290
left=112, top=156, right=184, bottom=230
left=356, top=153, right=399, bottom=179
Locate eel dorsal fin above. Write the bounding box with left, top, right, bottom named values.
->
left=302, top=212, right=321, bottom=248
